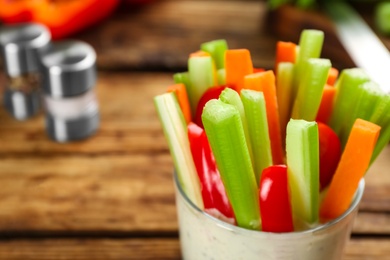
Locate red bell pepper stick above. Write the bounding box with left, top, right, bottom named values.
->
left=259, top=165, right=294, bottom=232
left=0, top=0, right=119, bottom=39
left=188, top=122, right=234, bottom=219
left=194, top=85, right=227, bottom=128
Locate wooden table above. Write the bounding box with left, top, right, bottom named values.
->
left=0, top=1, right=389, bottom=259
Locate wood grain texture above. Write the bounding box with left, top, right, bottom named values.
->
left=74, top=0, right=278, bottom=71
left=0, top=238, right=388, bottom=260
left=0, top=72, right=389, bottom=235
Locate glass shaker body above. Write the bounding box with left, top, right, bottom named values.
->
left=40, top=40, right=99, bottom=142
left=0, top=23, right=51, bottom=120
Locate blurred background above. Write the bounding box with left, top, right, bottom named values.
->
left=0, top=0, right=389, bottom=259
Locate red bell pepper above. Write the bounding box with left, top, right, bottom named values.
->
left=187, top=122, right=234, bottom=220
left=318, top=122, right=341, bottom=190
left=259, top=165, right=294, bottom=232
left=194, top=85, right=227, bottom=128
left=0, top=0, right=119, bottom=39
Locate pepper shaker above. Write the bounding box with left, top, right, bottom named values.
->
left=40, top=41, right=100, bottom=142
left=0, top=23, right=51, bottom=120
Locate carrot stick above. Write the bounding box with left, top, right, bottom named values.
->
left=327, top=67, right=339, bottom=86
left=316, top=85, right=336, bottom=124
left=244, top=70, right=285, bottom=164
left=167, top=83, right=192, bottom=124
left=319, top=119, right=380, bottom=220
left=225, top=49, right=253, bottom=92
left=274, top=41, right=296, bottom=73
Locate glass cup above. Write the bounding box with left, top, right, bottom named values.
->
left=174, top=172, right=365, bottom=260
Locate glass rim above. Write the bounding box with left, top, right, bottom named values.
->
left=174, top=170, right=365, bottom=237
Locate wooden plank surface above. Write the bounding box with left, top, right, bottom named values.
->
left=0, top=72, right=389, bottom=235
left=0, top=238, right=388, bottom=260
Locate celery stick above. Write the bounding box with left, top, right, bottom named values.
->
left=201, top=39, right=228, bottom=70
left=286, top=119, right=319, bottom=229
left=293, top=30, right=324, bottom=103
left=188, top=56, right=217, bottom=115
left=154, top=92, right=204, bottom=209
left=329, top=68, right=370, bottom=135
left=340, top=81, right=384, bottom=147
left=291, top=58, right=331, bottom=121
left=276, top=62, right=295, bottom=140
left=370, top=95, right=390, bottom=162
left=217, top=68, right=226, bottom=85
left=219, top=88, right=254, bottom=165
left=173, top=72, right=190, bottom=87
left=241, top=90, right=273, bottom=185
left=202, top=99, right=260, bottom=230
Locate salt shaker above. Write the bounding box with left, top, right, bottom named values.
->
left=40, top=41, right=100, bottom=142
left=0, top=23, right=51, bottom=120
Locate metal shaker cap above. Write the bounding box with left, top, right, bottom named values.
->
left=40, top=41, right=97, bottom=98
left=0, top=23, right=51, bottom=77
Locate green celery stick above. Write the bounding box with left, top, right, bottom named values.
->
left=286, top=119, right=319, bottom=229
left=217, top=68, right=226, bottom=85
left=340, top=81, right=384, bottom=147
left=291, top=58, right=331, bottom=121
left=293, top=30, right=324, bottom=104
left=241, top=90, right=273, bottom=185
left=154, top=92, right=204, bottom=209
left=201, top=39, right=228, bottom=70
left=188, top=56, right=216, bottom=115
left=219, top=87, right=254, bottom=165
left=370, top=95, right=390, bottom=162
left=173, top=72, right=190, bottom=87
left=328, top=68, right=370, bottom=135
left=276, top=62, right=295, bottom=144
left=202, top=99, right=260, bottom=230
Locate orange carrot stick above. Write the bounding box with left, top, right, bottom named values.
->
left=167, top=83, right=192, bottom=124
left=320, top=119, right=380, bottom=220
left=274, top=41, right=296, bottom=73
left=327, top=67, right=339, bottom=86
left=244, top=70, right=285, bottom=164
left=316, top=85, right=336, bottom=124
left=225, top=49, right=253, bottom=92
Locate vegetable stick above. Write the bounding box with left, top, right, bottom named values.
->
left=219, top=88, right=254, bottom=164
left=274, top=41, right=296, bottom=73
left=201, top=39, right=228, bottom=70
left=339, top=81, right=383, bottom=147
left=167, top=83, right=192, bottom=124
left=316, top=85, right=336, bottom=124
left=286, top=119, right=319, bottom=229
left=225, top=49, right=253, bottom=92
left=370, top=95, right=390, bottom=162
left=291, top=58, right=331, bottom=121
left=241, top=89, right=273, bottom=184
left=327, top=67, right=339, bottom=86
left=187, top=123, right=234, bottom=219
left=259, top=165, right=294, bottom=233
left=188, top=55, right=217, bottom=116
left=244, top=71, right=285, bottom=164
left=320, top=119, right=380, bottom=220
left=202, top=99, right=260, bottom=230
left=276, top=62, right=294, bottom=145
left=217, top=68, right=226, bottom=85
left=328, top=68, right=370, bottom=135
left=154, top=92, right=204, bottom=209
left=173, top=72, right=190, bottom=89
left=293, top=30, right=324, bottom=104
